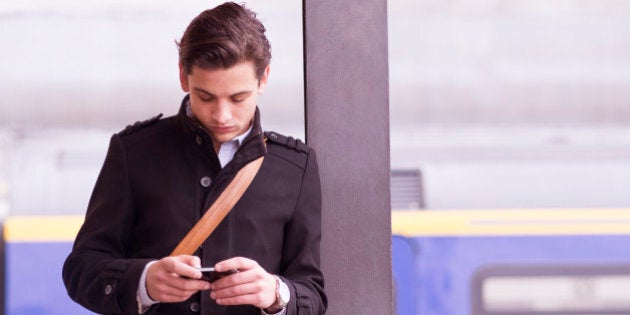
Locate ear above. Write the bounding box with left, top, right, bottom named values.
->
left=179, top=63, right=189, bottom=92
left=257, top=65, right=271, bottom=94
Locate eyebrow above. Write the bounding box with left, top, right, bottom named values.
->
left=193, top=87, right=252, bottom=97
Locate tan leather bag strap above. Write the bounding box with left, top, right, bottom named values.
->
left=170, top=156, right=264, bottom=256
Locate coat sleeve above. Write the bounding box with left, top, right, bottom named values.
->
left=280, top=149, right=327, bottom=315
left=62, top=134, right=151, bottom=314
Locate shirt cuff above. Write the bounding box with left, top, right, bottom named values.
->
left=137, top=261, right=159, bottom=313
left=261, top=307, right=287, bottom=315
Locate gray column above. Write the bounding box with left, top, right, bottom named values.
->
left=303, top=1, right=392, bottom=314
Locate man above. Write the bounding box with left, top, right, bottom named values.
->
left=62, top=2, right=326, bottom=315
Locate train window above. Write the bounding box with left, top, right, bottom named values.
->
left=472, top=265, right=630, bottom=315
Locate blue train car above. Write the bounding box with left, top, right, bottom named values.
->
left=392, top=209, right=630, bottom=315
left=5, top=210, right=630, bottom=314
left=3, top=216, right=93, bottom=315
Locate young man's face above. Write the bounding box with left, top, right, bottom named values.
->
left=180, top=61, right=269, bottom=148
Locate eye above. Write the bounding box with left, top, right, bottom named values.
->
left=199, top=95, right=214, bottom=102
left=232, top=96, right=246, bottom=103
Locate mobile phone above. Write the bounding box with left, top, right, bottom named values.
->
left=196, top=267, right=238, bottom=282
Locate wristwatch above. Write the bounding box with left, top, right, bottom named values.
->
left=274, top=275, right=290, bottom=308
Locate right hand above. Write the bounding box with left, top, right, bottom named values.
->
left=146, top=255, right=211, bottom=303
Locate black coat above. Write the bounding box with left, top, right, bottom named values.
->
left=63, top=97, right=326, bottom=315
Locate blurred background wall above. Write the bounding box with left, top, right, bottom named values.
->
left=1, top=0, right=630, bottom=215
left=388, top=0, right=630, bottom=210
left=0, top=0, right=304, bottom=216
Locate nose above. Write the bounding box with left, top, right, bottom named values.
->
left=212, top=100, right=232, bottom=124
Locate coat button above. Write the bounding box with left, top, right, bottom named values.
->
left=200, top=176, right=211, bottom=188
left=190, top=301, right=200, bottom=312
left=269, top=132, right=278, bottom=139
left=104, top=284, right=113, bottom=295
left=196, top=136, right=202, bottom=145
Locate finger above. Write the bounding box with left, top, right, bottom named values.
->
left=215, top=292, right=271, bottom=308
left=149, top=279, right=196, bottom=302
left=159, top=256, right=200, bottom=275
left=174, top=255, right=202, bottom=269
left=210, top=268, right=257, bottom=290
left=166, top=275, right=211, bottom=292
left=151, top=276, right=210, bottom=302
left=151, top=264, right=209, bottom=290
left=153, top=290, right=198, bottom=303
left=211, top=281, right=261, bottom=299
left=213, top=270, right=277, bottom=308
left=168, top=259, right=202, bottom=279
left=215, top=256, right=257, bottom=272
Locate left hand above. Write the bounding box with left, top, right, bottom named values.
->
left=209, top=257, right=277, bottom=309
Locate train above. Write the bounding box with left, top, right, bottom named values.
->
left=3, top=209, right=630, bottom=314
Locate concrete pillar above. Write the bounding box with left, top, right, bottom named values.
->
left=303, top=1, right=392, bottom=314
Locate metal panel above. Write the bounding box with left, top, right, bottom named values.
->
left=303, top=1, right=392, bottom=314
left=391, top=169, right=424, bottom=210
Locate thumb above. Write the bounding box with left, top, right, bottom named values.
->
left=191, top=256, right=202, bottom=268
left=176, top=255, right=202, bottom=268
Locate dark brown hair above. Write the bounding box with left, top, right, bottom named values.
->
left=177, top=2, right=271, bottom=79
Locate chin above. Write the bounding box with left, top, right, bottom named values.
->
left=213, top=134, right=234, bottom=143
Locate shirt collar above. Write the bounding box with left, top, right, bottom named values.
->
left=232, top=125, right=252, bottom=146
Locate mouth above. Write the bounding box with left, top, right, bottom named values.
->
left=211, top=126, right=237, bottom=134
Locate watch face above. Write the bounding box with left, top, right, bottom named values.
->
left=279, top=281, right=290, bottom=305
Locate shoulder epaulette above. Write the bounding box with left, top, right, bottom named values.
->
left=118, top=114, right=163, bottom=136
left=264, top=131, right=309, bottom=154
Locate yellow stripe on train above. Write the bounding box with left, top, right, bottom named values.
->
left=392, top=209, right=630, bottom=236
left=5, top=209, right=630, bottom=242
left=3, top=215, right=84, bottom=242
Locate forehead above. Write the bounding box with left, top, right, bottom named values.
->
left=189, top=62, right=258, bottom=82
left=187, top=62, right=259, bottom=93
